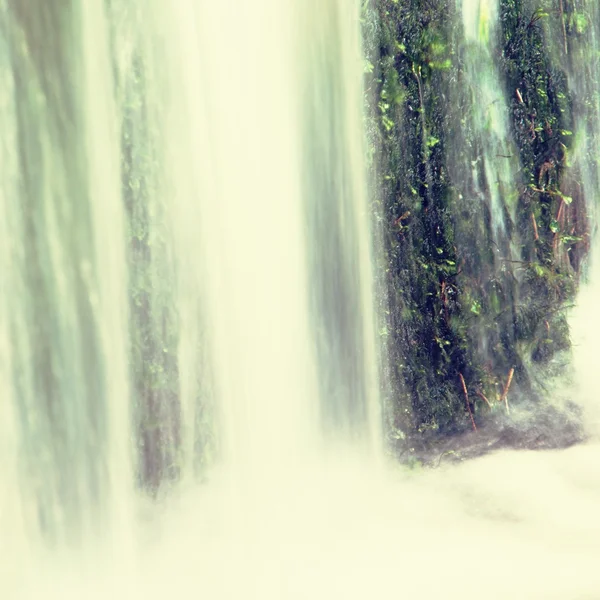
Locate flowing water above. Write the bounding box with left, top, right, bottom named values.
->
left=448, top=0, right=524, bottom=375
left=2, top=1, right=600, bottom=599
left=1, top=0, right=380, bottom=584
left=552, top=0, right=600, bottom=435
left=456, top=0, right=520, bottom=248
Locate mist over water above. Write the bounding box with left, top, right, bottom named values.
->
left=2, top=1, right=600, bottom=599
left=11, top=444, right=600, bottom=599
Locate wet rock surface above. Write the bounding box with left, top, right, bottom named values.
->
left=395, top=402, right=585, bottom=468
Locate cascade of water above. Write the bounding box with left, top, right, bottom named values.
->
left=448, top=0, right=523, bottom=377
left=0, top=0, right=133, bottom=557
left=0, top=4, right=27, bottom=578
left=457, top=0, right=521, bottom=251
left=0, top=0, right=381, bottom=570
left=114, top=0, right=381, bottom=481
left=298, top=0, right=382, bottom=451
left=5, top=3, right=600, bottom=600
left=550, top=1, right=600, bottom=432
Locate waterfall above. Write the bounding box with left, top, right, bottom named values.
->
left=5, top=2, right=600, bottom=599
left=550, top=0, right=600, bottom=433
left=450, top=0, right=523, bottom=372
left=0, top=0, right=133, bottom=555
left=0, top=0, right=381, bottom=572
left=457, top=0, right=520, bottom=248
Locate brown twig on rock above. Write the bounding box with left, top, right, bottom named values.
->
left=459, top=373, right=477, bottom=431
left=515, top=88, right=524, bottom=104
left=531, top=212, right=539, bottom=241
left=500, top=368, right=514, bottom=414
left=530, top=186, right=562, bottom=197
left=475, top=390, right=492, bottom=409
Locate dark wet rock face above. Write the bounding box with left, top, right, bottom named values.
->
left=363, top=1, right=595, bottom=448
left=394, top=402, right=585, bottom=468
